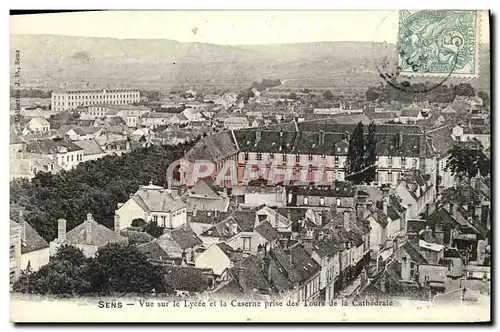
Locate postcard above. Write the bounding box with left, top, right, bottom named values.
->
left=9, top=10, right=491, bottom=323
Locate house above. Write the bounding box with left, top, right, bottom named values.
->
left=239, top=185, right=287, bottom=207
left=10, top=153, right=62, bottom=180
left=130, top=127, right=155, bottom=143
left=25, top=137, right=84, bottom=171
left=156, top=226, right=203, bottom=264
left=26, top=117, right=50, bottom=133
left=182, top=177, right=230, bottom=213
left=182, top=108, right=205, bottom=122
left=292, top=183, right=356, bottom=211
left=10, top=220, right=22, bottom=284
left=369, top=241, right=432, bottom=301
left=136, top=241, right=177, bottom=265
left=453, top=125, right=490, bottom=149
left=200, top=211, right=279, bottom=253
left=394, top=170, right=436, bottom=219
left=168, top=113, right=189, bottom=125
left=215, top=244, right=322, bottom=302
left=50, top=213, right=128, bottom=258
left=224, top=116, right=250, bottom=130
left=61, top=126, right=105, bottom=141
left=13, top=212, right=50, bottom=272
left=427, top=126, right=456, bottom=189
left=162, top=265, right=215, bottom=296
left=194, top=242, right=244, bottom=278
left=115, top=181, right=187, bottom=231
left=10, top=130, right=26, bottom=160
left=399, top=106, right=424, bottom=124
left=141, top=112, right=174, bottom=128
left=74, top=139, right=107, bottom=162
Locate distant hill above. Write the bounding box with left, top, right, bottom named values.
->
left=10, top=34, right=490, bottom=92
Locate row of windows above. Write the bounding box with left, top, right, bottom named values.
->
left=60, top=154, right=83, bottom=163
left=54, top=93, right=139, bottom=100
left=302, top=197, right=342, bottom=207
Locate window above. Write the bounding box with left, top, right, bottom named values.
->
left=336, top=198, right=341, bottom=207
left=256, top=153, right=262, bottom=161
left=269, top=153, right=274, bottom=160
left=295, top=155, right=301, bottom=163
left=388, top=171, right=393, bottom=183
left=153, top=215, right=158, bottom=223
left=388, top=156, right=393, bottom=167
left=282, top=154, right=287, bottom=163
left=244, top=152, right=249, bottom=161
left=401, top=157, right=406, bottom=168
left=303, top=197, right=309, bottom=205
left=410, top=262, right=416, bottom=279
left=308, top=155, right=313, bottom=162
left=9, top=245, right=15, bottom=258
left=243, top=237, right=251, bottom=251
left=412, top=158, right=418, bottom=168
left=319, top=197, right=325, bottom=206
left=334, top=156, right=339, bottom=166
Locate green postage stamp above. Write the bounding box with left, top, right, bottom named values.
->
left=398, top=10, right=480, bottom=77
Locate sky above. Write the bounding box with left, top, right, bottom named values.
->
left=10, top=10, right=490, bottom=45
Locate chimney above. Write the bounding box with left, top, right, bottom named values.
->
left=380, top=269, right=387, bottom=293
left=57, top=218, right=67, bottom=243
left=114, top=214, right=120, bottom=234
left=231, top=221, right=238, bottom=236
left=343, top=211, right=351, bottom=231
left=319, top=130, right=324, bottom=146
left=255, top=129, right=262, bottom=145
left=19, top=210, right=26, bottom=241
left=86, top=213, right=93, bottom=245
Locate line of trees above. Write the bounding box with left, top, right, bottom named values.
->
left=345, top=121, right=377, bottom=184
left=10, top=142, right=195, bottom=241
left=10, top=88, right=52, bottom=99
left=13, top=244, right=171, bottom=296
left=365, top=81, right=484, bottom=104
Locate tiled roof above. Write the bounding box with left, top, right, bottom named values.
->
left=132, top=187, right=186, bottom=213
left=427, top=126, right=455, bottom=158
left=401, top=107, right=422, bottom=117
left=74, top=139, right=105, bottom=156
left=65, top=219, right=128, bottom=247
left=163, top=265, right=214, bottom=293
left=26, top=138, right=84, bottom=154
left=119, top=230, right=155, bottom=245
left=254, top=221, right=280, bottom=242
left=294, top=182, right=355, bottom=197
left=169, top=226, right=203, bottom=250
left=136, top=241, right=171, bottom=261
left=185, top=131, right=238, bottom=162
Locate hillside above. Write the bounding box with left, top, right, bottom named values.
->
left=10, top=34, right=490, bottom=92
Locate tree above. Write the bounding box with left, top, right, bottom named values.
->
left=144, top=220, right=164, bottom=238
left=131, top=218, right=146, bottom=227
left=288, top=92, right=298, bottom=100
left=363, top=122, right=377, bottom=183
left=345, top=122, right=366, bottom=184
left=454, top=83, right=475, bottom=97
left=365, top=87, right=381, bottom=101
left=92, top=244, right=167, bottom=294
left=446, top=145, right=490, bottom=181
left=323, top=90, right=334, bottom=100
left=477, top=91, right=490, bottom=107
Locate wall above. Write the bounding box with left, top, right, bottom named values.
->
left=194, top=244, right=231, bottom=276
left=20, top=248, right=50, bottom=272
left=116, top=199, right=148, bottom=230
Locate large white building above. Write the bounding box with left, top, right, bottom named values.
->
left=51, top=89, right=140, bottom=112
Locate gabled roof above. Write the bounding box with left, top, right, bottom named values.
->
left=168, top=226, right=203, bottom=250
left=163, top=265, right=214, bottom=293
left=132, top=186, right=186, bottom=213
left=136, top=241, right=171, bottom=261
left=26, top=138, right=84, bottom=154
left=13, top=220, right=50, bottom=254
left=64, top=219, right=128, bottom=247
left=74, top=139, right=105, bottom=156
left=254, top=221, right=280, bottom=242
left=184, top=130, right=238, bottom=162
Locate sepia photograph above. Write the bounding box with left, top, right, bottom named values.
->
left=9, top=9, right=491, bottom=323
